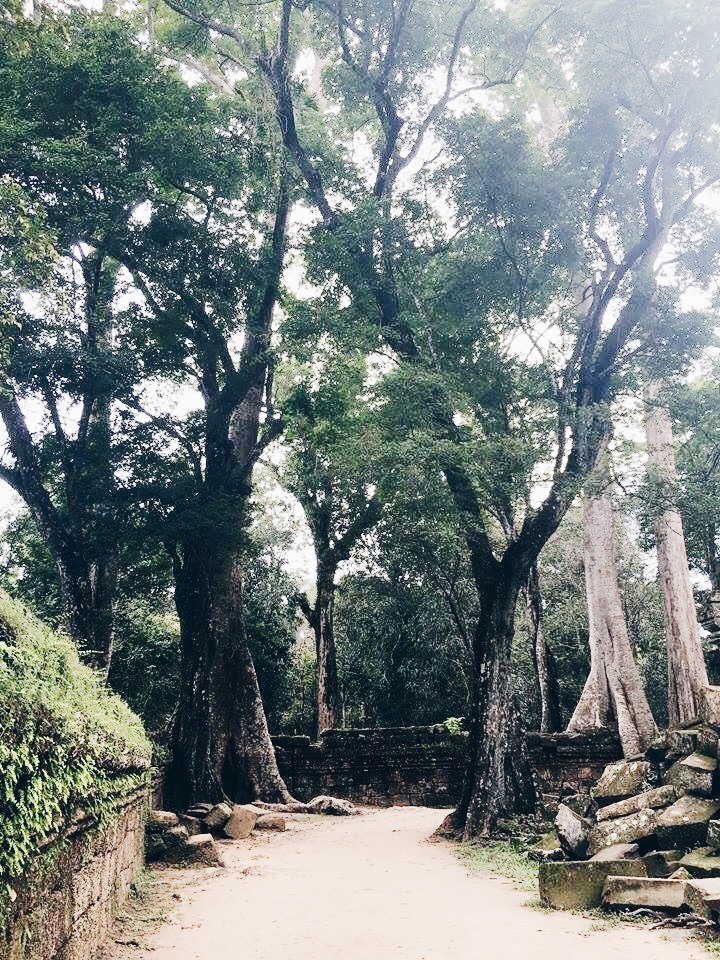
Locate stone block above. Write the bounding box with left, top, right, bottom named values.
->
left=589, top=843, right=639, bottom=862
left=684, top=878, right=720, bottom=918
left=656, top=795, right=720, bottom=849
left=539, top=859, right=648, bottom=910
left=708, top=819, right=720, bottom=850
left=596, top=785, right=679, bottom=823
left=148, top=810, right=179, bottom=828
left=593, top=760, right=651, bottom=804
left=204, top=802, right=233, bottom=830
left=666, top=752, right=717, bottom=796
left=561, top=793, right=595, bottom=818
left=701, top=686, right=720, bottom=728
left=184, top=833, right=224, bottom=866
left=528, top=832, right=563, bottom=862
left=255, top=813, right=287, bottom=831
left=178, top=814, right=204, bottom=836
left=679, top=848, right=720, bottom=878
left=696, top=726, right=720, bottom=759
left=224, top=805, right=259, bottom=840
left=588, top=809, right=657, bottom=856
left=602, top=876, right=686, bottom=910
left=643, top=849, right=682, bottom=878
left=667, top=728, right=700, bottom=758
left=306, top=795, right=358, bottom=815
left=554, top=803, right=591, bottom=858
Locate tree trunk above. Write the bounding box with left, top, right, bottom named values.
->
left=526, top=563, right=561, bottom=734
left=62, top=556, right=116, bottom=673
left=166, top=543, right=290, bottom=810
left=454, top=571, right=537, bottom=839
left=644, top=381, right=708, bottom=727
left=566, top=478, right=657, bottom=755
left=314, top=581, right=342, bottom=738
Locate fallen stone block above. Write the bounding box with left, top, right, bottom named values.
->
left=708, top=820, right=720, bottom=850
left=255, top=814, right=286, bottom=831
left=554, top=803, right=591, bottom=859
left=306, top=796, right=358, bottom=816
left=178, top=814, right=204, bottom=836
left=593, top=760, right=651, bottom=804
left=588, top=809, right=657, bottom=856
left=668, top=867, right=692, bottom=880
left=643, top=849, right=682, bottom=878
left=224, top=805, right=259, bottom=840
left=684, top=878, right=720, bottom=918
left=183, top=833, right=224, bottom=866
left=696, top=726, right=720, bottom=759
left=596, top=785, right=679, bottom=823
left=590, top=843, right=639, bottom=862
left=667, top=728, right=700, bottom=758
left=701, top=686, right=720, bottom=729
left=666, top=752, right=717, bottom=797
left=679, top=848, right=720, bottom=879
left=656, top=795, right=720, bottom=849
left=149, top=810, right=179, bottom=828
left=539, top=859, right=648, bottom=910
left=561, top=793, right=595, bottom=818
left=602, top=875, right=686, bottom=911
left=528, top=833, right=563, bottom=862
left=187, top=802, right=213, bottom=817
left=204, top=802, right=233, bottom=830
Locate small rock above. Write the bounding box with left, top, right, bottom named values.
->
left=596, top=785, right=679, bottom=823
left=204, top=802, right=233, bottom=830
left=656, top=795, right=720, bottom=849
left=255, top=814, right=286, bottom=831
left=306, top=796, right=358, bottom=816
left=149, top=810, right=179, bottom=828
left=590, top=843, right=640, bottom=862
left=539, top=860, right=647, bottom=910
left=593, top=760, right=651, bottom=804
left=602, top=876, right=686, bottom=911
left=224, top=805, right=259, bottom=840
left=666, top=752, right=717, bottom=797
left=554, top=803, right=591, bottom=859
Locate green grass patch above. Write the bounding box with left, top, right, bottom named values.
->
left=457, top=839, right=539, bottom=892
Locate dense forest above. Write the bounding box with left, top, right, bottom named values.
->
left=1, top=0, right=719, bottom=840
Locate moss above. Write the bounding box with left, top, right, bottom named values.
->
left=458, top=839, right=538, bottom=892
left=0, top=589, right=151, bottom=907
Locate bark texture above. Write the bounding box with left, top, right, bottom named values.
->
left=645, top=381, right=708, bottom=727
left=526, top=564, right=561, bottom=734
left=566, top=478, right=656, bottom=756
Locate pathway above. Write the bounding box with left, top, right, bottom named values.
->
left=107, top=806, right=709, bottom=960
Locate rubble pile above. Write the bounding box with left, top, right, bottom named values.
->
left=539, top=685, right=720, bottom=921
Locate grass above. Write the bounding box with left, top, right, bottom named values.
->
left=457, top=839, right=539, bottom=892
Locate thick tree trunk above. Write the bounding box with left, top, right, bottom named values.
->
left=314, top=582, right=342, bottom=738
left=61, top=556, right=116, bottom=673
left=566, top=480, right=656, bottom=755
left=451, top=572, right=537, bottom=839
left=166, top=543, right=290, bottom=810
left=526, top=564, right=561, bottom=734
left=645, top=381, right=708, bottom=727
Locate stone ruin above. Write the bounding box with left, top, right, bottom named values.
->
left=539, top=684, right=720, bottom=922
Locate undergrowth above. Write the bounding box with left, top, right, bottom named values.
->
left=458, top=839, right=538, bottom=892
left=0, top=589, right=151, bottom=916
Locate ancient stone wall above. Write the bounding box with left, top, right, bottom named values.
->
left=2, top=788, right=148, bottom=960
left=273, top=727, right=622, bottom=808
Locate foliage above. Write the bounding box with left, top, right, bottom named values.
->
left=0, top=589, right=150, bottom=904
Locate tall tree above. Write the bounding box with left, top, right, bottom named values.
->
left=566, top=461, right=656, bottom=754
left=525, top=564, right=561, bottom=734
left=645, top=380, right=709, bottom=726
left=161, top=0, right=720, bottom=835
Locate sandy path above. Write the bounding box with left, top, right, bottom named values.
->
left=110, top=807, right=708, bottom=960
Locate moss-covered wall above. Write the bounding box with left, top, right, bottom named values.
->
left=0, top=591, right=152, bottom=959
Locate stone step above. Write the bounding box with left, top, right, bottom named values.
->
left=539, top=860, right=648, bottom=910
left=665, top=752, right=717, bottom=796
left=602, top=875, right=686, bottom=910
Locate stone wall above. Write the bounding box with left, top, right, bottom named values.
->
left=273, top=727, right=622, bottom=808
left=3, top=788, right=148, bottom=960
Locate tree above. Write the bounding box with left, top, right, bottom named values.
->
left=566, top=460, right=656, bottom=755
left=281, top=352, right=382, bottom=738
left=525, top=563, right=561, bottom=734
left=645, top=380, right=709, bottom=726
left=159, top=0, right=720, bottom=835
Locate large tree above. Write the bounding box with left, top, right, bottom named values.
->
left=161, top=0, right=720, bottom=835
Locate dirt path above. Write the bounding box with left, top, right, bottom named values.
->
left=108, top=807, right=709, bottom=960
